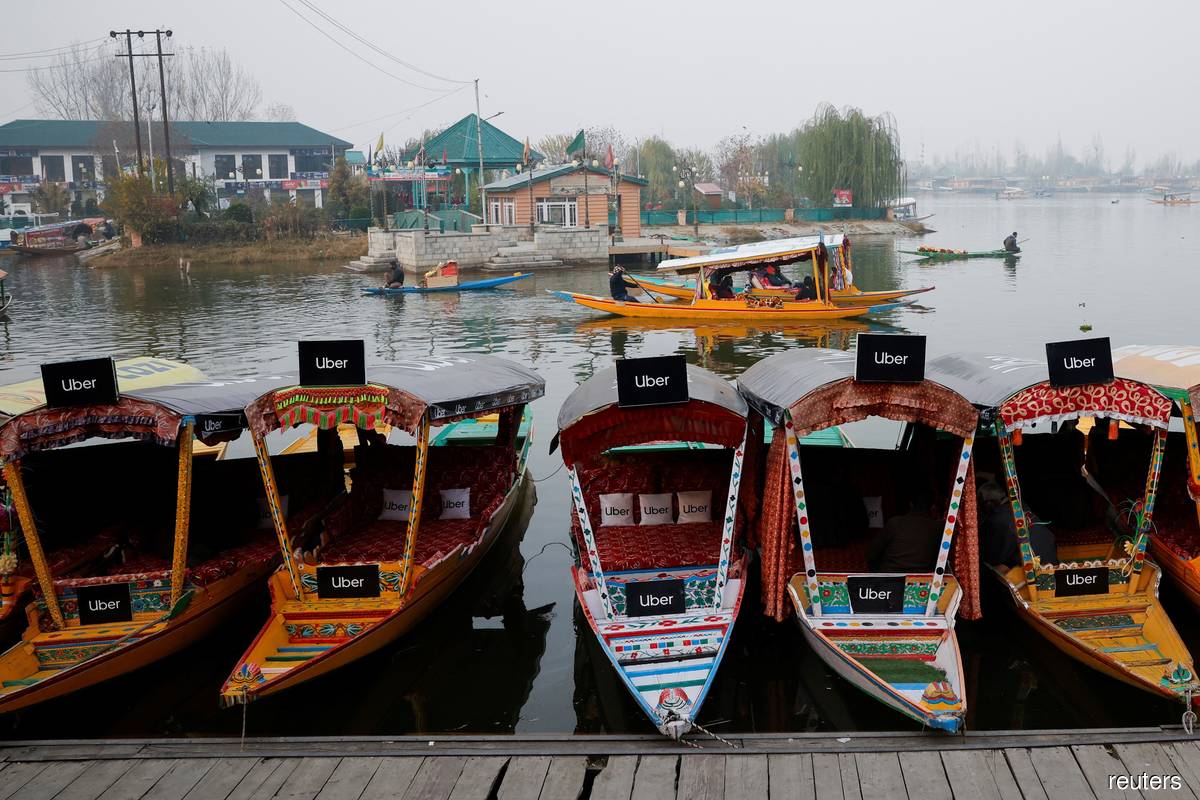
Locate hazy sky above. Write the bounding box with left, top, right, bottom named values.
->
left=4, top=0, right=1197, bottom=167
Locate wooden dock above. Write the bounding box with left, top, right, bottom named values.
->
left=608, top=237, right=710, bottom=264
left=2, top=729, right=1200, bottom=798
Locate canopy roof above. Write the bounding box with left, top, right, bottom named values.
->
left=417, top=114, right=541, bottom=169
left=0, top=119, right=351, bottom=150
left=483, top=162, right=647, bottom=191
left=556, top=363, right=747, bottom=464
left=0, top=356, right=207, bottom=419
left=657, top=234, right=844, bottom=275
left=1114, top=345, right=1200, bottom=408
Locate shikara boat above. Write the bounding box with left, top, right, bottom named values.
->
left=1149, top=192, right=1198, bottom=206
left=1114, top=345, right=1200, bottom=609
left=900, top=248, right=1019, bottom=262
left=555, top=361, right=751, bottom=738
left=0, top=368, right=288, bottom=713
left=9, top=218, right=110, bottom=257
left=360, top=273, right=531, bottom=295
left=220, top=354, right=543, bottom=705
left=739, top=347, right=981, bottom=732
left=932, top=350, right=1200, bottom=711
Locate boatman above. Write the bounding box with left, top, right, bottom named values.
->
left=608, top=264, right=639, bottom=303
left=1003, top=231, right=1020, bottom=252
left=383, top=259, right=405, bottom=289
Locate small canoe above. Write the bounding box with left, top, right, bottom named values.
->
left=361, top=273, right=531, bottom=295
left=900, top=249, right=1019, bottom=262
left=626, top=275, right=933, bottom=307
left=76, top=239, right=121, bottom=264
left=549, top=290, right=907, bottom=322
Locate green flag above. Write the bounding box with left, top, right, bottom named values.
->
left=566, top=129, right=585, bottom=158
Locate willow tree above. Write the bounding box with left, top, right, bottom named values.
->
left=796, top=105, right=906, bottom=208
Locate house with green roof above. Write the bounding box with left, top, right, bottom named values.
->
left=482, top=162, right=647, bottom=236
left=0, top=118, right=351, bottom=213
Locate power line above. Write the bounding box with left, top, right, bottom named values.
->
left=0, top=37, right=106, bottom=61
left=0, top=51, right=112, bottom=74
left=333, top=84, right=469, bottom=134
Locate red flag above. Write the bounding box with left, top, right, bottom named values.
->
left=604, top=144, right=614, bottom=171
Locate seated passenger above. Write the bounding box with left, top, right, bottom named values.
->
left=795, top=275, right=817, bottom=300
left=713, top=275, right=737, bottom=299
left=763, top=265, right=793, bottom=287
left=867, top=490, right=941, bottom=572
left=748, top=269, right=768, bottom=290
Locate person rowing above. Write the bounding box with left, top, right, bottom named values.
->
left=608, top=264, right=639, bottom=303
left=1003, top=231, right=1020, bottom=253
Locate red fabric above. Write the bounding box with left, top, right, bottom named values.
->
left=0, top=399, right=182, bottom=461
left=758, top=434, right=798, bottom=621
left=560, top=402, right=745, bottom=466
left=320, top=494, right=504, bottom=566
left=1000, top=378, right=1172, bottom=431
left=789, top=380, right=978, bottom=439
left=189, top=533, right=280, bottom=587
left=17, top=531, right=118, bottom=578
left=577, top=522, right=724, bottom=572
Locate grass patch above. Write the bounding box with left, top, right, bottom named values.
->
left=89, top=236, right=367, bottom=268
left=862, top=658, right=946, bottom=685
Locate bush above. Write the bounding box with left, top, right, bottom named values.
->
left=223, top=203, right=254, bottom=223
left=181, top=220, right=260, bottom=244
left=348, top=205, right=371, bottom=220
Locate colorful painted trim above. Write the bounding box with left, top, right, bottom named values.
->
left=999, top=378, right=1172, bottom=432
left=996, top=423, right=1038, bottom=587
left=608, top=571, right=718, bottom=616
left=784, top=414, right=820, bottom=614
left=1054, top=613, right=1135, bottom=632
left=835, top=639, right=939, bottom=657
left=253, top=428, right=301, bottom=598
left=1129, top=428, right=1166, bottom=577
left=398, top=415, right=430, bottom=599
left=273, top=385, right=390, bottom=432
left=926, top=434, right=973, bottom=614
left=712, top=428, right=747, bottom=609
left=285, top=621, right=367, bottom=640
left=570, top=464, right=613, bottom=618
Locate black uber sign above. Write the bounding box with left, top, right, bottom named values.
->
left=847, top=575, right=906, bottom=613
left=615, top=355, right=689, bottom=408
left=625, top=578, right=685, bottom=617
left=1054, top=566, right=1109, bottom=597
left=76, top=582, right=133, bottom=625
left=299, top=340, right=366, bottom=387
left=41, top=357, right=119, bottom=409
left=316, top=564, right=380, bottom=599
left=1045, top=337, right=1113, bottom=387
left=854, top=334, right=926, bottom=383
left=194, top=412, right=246, bottom=439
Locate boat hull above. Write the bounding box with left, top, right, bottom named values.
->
left=552, top=291, right=897, bottom=321
left=626, top=276, right=933, bottom=306
left=902, top=249, right=1018, bottom=262
left=361, top=273, right=531, bottom=295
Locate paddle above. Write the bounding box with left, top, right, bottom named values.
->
left=622, top=272, right=667, bottom=304
left=85, top=589, right=196, bottom=661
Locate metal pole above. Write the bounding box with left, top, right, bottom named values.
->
left=527, top=164, right=535, bottom=233
left=474, top=79, right=487, bottom=225
left=583, top=160, right=590, bottom=228
left=155, top=30, right=175, bottom=195
left=113, top=30, right=144, bottom=176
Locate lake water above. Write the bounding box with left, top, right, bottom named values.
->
left=1, top=193, right=1198, bottom=738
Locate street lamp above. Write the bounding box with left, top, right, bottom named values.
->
left=677, top=166, right=699, bottom=239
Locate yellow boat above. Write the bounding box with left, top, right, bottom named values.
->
left=627, top=274, right=932, bottom=306
left=220, top=354, right=544, bottom=705
left=553, top=291, right=890, bottom=321
left=0, top=365, right=288, bottom=713
left=931, top=351, right=1200, bottom=712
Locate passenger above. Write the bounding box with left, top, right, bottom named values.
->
left=609, top=264, right=639, bottom=303
left=868, top=489, right=942, bottom=572
left=748, top=268, right=768, bottom=290
left=383, top=259, right=405, bottom=289
left=977, top=473, right=1057, bottom=565
left=795, top=276, right=817, bottom=301
left=763, top=265, right=793, bottom=287
left=1003, top=231, right=1020, bottom=252
left=712, top=275, right=736, bottom=299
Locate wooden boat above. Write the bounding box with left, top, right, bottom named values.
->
left=739, top=347, right=981, bottom=732
left=900, top=247, right=1019, bottom=262
left=220, top=354, right=544, bottom=705
left=0, top=368, right=289, bottom=713
left=1149, top=192, right=1198, bottom=206
left=931, top=350, right=1200, bottom=711
left=75, top=239, right=121, bottom=264
left=1114, top=345, right=1200, bottom=609
left=550, top=290, right=903, bottom=321
left=625, top=274, right=932, bottom=307
left=361, top=273, right=530, bottom=295
left=9, top=218, right=110, bottom=257
left=555, top=360, right=751, bottom=739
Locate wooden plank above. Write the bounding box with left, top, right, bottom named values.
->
left=898, top=751, right=950, bottom=800
left=854, top=753, right=906, bottom=800
left=940, top=750, right=1003, bottom=800
left=51, top=760, right=134, bottom=800
left=1163, top=743, right=1200, bottom=795
left=447, top=757, right=508, bottom=800
left=497, top=757, right=550, bottom=800
left=1003, top=750, right=1050, bottom=800
left=838, top=753, right=863, bottom=800
left=0, top=762, right=49, bottom=800
left=180, top=758, right=257, bottom=800
left=315, top=757, right=383, bottom=800
left=402, top=757, right=466, bottom=800
left=94, top=759, right=176, bottom=800
left=1028, top=746, right=1097, bottom=799
left=812, top=754, right=844, bottom=800
left=10, top=760, right=93, bottom=800
left=360, top=758, right=423, bottom=800
left=630, top=756, right=676, bottom=800
left=141, top=759, right=217, bottom=800
left=537, top=757, right=586, bottom=800
left=589, top=756, right=637, bottom=800
left=228, top=759, right=300, bottom=800
left=676, top=754, right=724, bottom=800
left=767, top=754, right=814, bottom=800
left=1116, top=742, right=1196, bottom=799
left=724, top=756, right=767, bottom=800
left=1071, top=745, right=1141, bottom=800
left=272, top=756, right=342, bottom=800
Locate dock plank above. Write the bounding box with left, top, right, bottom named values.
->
left=273, top=756, right=342, bottom=800
left=838, top=753, right=863, bottom=800
left=538, top=757, right=586, bottom=800
left=898, top=751, right=949, bottom=800
left=630, top=756, right=676, bottom=800
left=496, top=756, right=550, bottom=800
left=53, top=759, right=134, bottom=800
left=1028, top=746, right=1097, bottom=799
left=314, top=757, right=382, bottom=800
left=725, top=755, right=767, bottom=800
left=0, top=762, right=48, bottom=800
left=1115, top=742, right=1196, bottom=800
left=767, top=754, right=814, bottom=800
left=676, top=754, right=724, bottom=800
left=589, top=756, right=637, bottom=800
left=1163, top=743, right=1200, bottom=794
left=180, top=757, right=257, bottom=800
left=95, top=759, right=176, bottom=800
left=404, top=756, right=466, bottom=800
left=360, top=757, right=423, bottom=800
left=855, top=752, right=906, bottom=800
left=141, top=758, right=217, bottom=800
left=10, top=760, right=92, bottom=800
left=1071, top=745, right=1140, bottom=800
left=812, top=753, right=845, bottom=800
left=1004, top=749, right=1051, bottom=800
left=940, top=750, right=1008, bottom=800
left=228, top=759, right=300, bottom=800
left=447, top=757, right=507, bottom=800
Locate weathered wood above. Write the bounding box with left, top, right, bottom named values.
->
left=538, top=757, right=587, bottom=800
left=314, top=757, right=382, bottom=800
left=95, top=759, right=177, bottom=800
left=180, top=757, right=258, bottom=800
left=227, top=759, right=301, bottom=800
left=725, top=755, right=768, bottom=800
left=589, top=756, right=638, bottom=800
left=1003, top=749, right=1051, bottom=800
left=676, top=754, right=724, bottom=800
left=52, top=759, right=134, bottom=800
left=1071, top=745, right=1140, bottom=800
left=630, top=755, right=677, bottom=800
left=10, top=760, right=92, bottom=800
left=272, top=756, right=342, bottom=800
left=404, top=756, right=466, bottom=800
left=1163, top=742, right=1200, bottom=794
left=1115, top=742, right=1197, bottom=800
left=447, top=757, right=508, bottom=800
left=496, top=756, right=550, bottom=800
left=898, top=751, right=950, bottom=800
left=812, top=753, right=845, bottom=800
left=359, top=757, right=424, bottom=800
left=979, top=749, right=1024, bottom=798
left=854, top=752, right=906, bottom=800
left=767, top=754, right=814, bottom=800
left=837, top=753, right=863, bottom=800
left=1027, top=746, right=1096, bottom=798
left=940, top=750, right=1004, bottom=800
left=0, top=762, right=48, bottom=800
left=141, top=758, right=218, bottom=800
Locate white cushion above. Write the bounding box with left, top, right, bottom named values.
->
left=864, top=496, right=884, bottom=529
left=258, top=495, right=287, bottom=530
left=638, top=493, right=674, bottom=526
left=439, top=487, right=471, bottom=520
left=599, top=493, right=635, bottom=526
left=380, top=489, right=413, bottom=521
left=676, top=490, right=712, bottom=523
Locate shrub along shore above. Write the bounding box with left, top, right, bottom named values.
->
left=88, top=235, right=367, bottom=268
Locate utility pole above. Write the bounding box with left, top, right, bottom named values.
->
left=111, top=30, right=144, bottom=176
left=111, top=29, right=174, bottom=189
left=474, top=79, right=486, bottom=226
left=154, top=30, right=175, bottom=195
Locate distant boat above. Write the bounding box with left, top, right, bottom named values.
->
left=1034, top=189, right=1054, bottom=198
left=1111, top=198, right=1120, bottom=204
left=1149, top=191, right=1197, bottom=206
left=9, top=217, right=112, bottom=256
left=996, top=187, right=1027, bottom=200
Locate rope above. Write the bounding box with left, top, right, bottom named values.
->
left=670, top=714, right=740, bottom=749
left=1184, top=688, right=1196, bottom=736
left=529, top=462, right=564, bottom=483
left=521, top=541, right=573, bottom=573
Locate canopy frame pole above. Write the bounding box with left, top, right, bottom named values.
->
left=568, top=463, right=614, bottom=619
left=925, top=433, right=974, bottom=616
left=252, top=428, right=302, bottom=599
left=711, top=427, right=748, bottom=609
left=996, top=423, right=1038, bottom=602
left=169, top=421, right=194, bottom=607
left=398, top=415, right=430, bottom=600
left=784, top=414, right=821, bottom=615
left=2, top=461, right=63, bottom=629
left=1181, top=398, right=1200, bottom=540
left=1127, top=426, right=1167, bottom=588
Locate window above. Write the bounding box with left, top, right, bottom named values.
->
left=100, top=156, right=118, bottom=181
left=268, top=154, right=289, bottom=179
left=502, top=199, right=515, bottom=225
left=214, top=155, right=236, bottom=180
left=488, top=199, right=517, bottom=225
left=0, top=156, right=33, bottom=177
left=41, top=155, right=65, bottom=182
left=72, top=156, right=95, bottom=182
left=294, top=153, right=331, bottom=174
left=241, top=154, right=263, bottom=182
left=536, top=196, right=577, bottom=227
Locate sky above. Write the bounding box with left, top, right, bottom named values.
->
left=3, top=0, right=1198, bottom=168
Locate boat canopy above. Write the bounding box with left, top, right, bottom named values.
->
left=0, top=356, right=207, bottom=419
left=245, top=355, right=545, bottom=438
left=928, top=352, right=1172, bottom=432
left=555, top=363, right=747, bottom=465
left=1114, top=345, right=1200, bottom=409
left=656, top=234, right=845, bottom=275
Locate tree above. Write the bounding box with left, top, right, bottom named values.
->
left=31, top=182, right=70, bottom=216
left=637, top=137, right=677, bottom=205
left=263, top=103, right=296, bottom=122
left=175, top=174, right=214, bottom=216
left=714, top=133, right=754, bottom=196
left=536, top=132, right=575, bottom=165
left=102, top=172, right=178, bottom=241
left=794, top=105, right=906, bottom=209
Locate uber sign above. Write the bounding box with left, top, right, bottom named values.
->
left=626, top=578, right=685, bottom=617
left=316, top=564, right=380, bottom=599
left=615, top=355, right=689, bottom=408
left=41, top=357, right=119, bottom=409
left=76, top=582, right=133, bottom=626
left=1055, top=566, right=1109, bottom=597
left=194, top=412, right=245, bottom=439
left=847, top=575, right=906, bottom=614
left=1046, top=337, right=1113, bottom=387
left=854, top=334, right=926, bottom=383
left=299, top=340, right=366, bottom=387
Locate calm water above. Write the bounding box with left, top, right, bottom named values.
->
left=1, top=194, right=1198, bottom=738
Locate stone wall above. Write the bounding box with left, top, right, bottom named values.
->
left=367, top=224, right=608, bottom=271
left=532, top=225, right=609, bottom=263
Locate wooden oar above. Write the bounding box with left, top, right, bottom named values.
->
left=87, top=589, right=195, bottom=660
left=622, top=272, right=667, bottom=304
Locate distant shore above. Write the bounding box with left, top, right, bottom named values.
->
left=88, top=236, right=367, bottom=268
left=645, top=219, right=923, bottom=245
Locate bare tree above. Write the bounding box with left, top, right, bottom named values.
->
left=263, top=103, right=297, bottom=122
left=171, top=48, right=262, bottom=121
left=536, top=132, right=574, bottom=165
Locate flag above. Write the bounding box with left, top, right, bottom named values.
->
left=604, top=144, right=614, bottom=171
left=522, top=137, right=530, bottom=166
left=375, top=132, right=384, bottom=157
left=441, top=147, right=447, bottom=165
left=566, top=129, right=585, bottom=159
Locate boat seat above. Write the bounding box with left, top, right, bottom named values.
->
left=578, top=522, right=725, bottom=573
left=188, top=532, right=280, bottom=587
left=16, top=530, right=120, bottom=579
left=811, top=540, right=872, bottom=573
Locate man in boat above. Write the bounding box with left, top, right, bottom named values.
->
left=383, top=259, right=405, bottom=289
left=709, top=274, right=737, bottom=299
left=608, top=264, right=639, bottom=303
left=1003, top=231, right=1020, bottom=252
left=867, top=488, right=941, bottom=572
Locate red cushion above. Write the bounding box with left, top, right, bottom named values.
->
left=189, top=532, right=280, bottom=587
left=575, top=521, right=724, bottom=572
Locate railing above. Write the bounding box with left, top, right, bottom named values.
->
left=333, top=218, right=371, bottom=231
left=391, top=209, right=483, bottom=233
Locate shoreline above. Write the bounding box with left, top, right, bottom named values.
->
left=88, top=236, right=367, bottom=268
left=644, top=219, right=924, bottom=245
